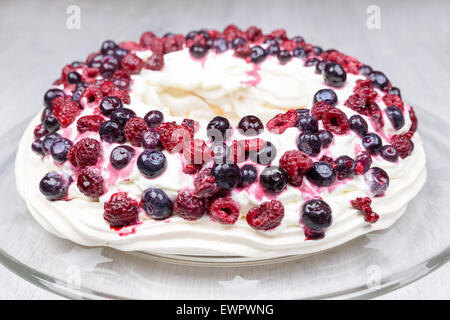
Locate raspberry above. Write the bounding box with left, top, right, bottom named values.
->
left=157, top=122, right=193, bottom=153
left=77, top=166, right=104, bottom=198
left=234, top=44, right=252, bottom=59
left=269, top=29, right=287, bottom=41
left=246, top=26, right=262, bottom=42
left=183, top=139, right=212, bottom=164
left=51, top=97, right=81, bottom=127
left=111, top=89, right=130, bottom=104
left=382, top=94, right=404, bottom=111
left=364, top=211, right=379, bottom=223
left=140, top=31, right=156, bottom=48
left=280, top=40, right=297, bottom=51
left=80, top=85, right=103, bottom=108
left=104, top=192, right=139, bottom=227
left=319, top=155, right=335, bottom=166
left=68, top=138, right=101, bottom=168
left=350, top=197, right=378, bottom=224
left=173, top=190, right=205, bottom=221
left=163, top=34, right=184, bottom=54
left=209, top=197, right=240, bottom=224
left=193, top=167, right=221, bottom=198
left=266, top=109, right=298, bottom=134
left=121, top=53, right=144, bottom=75
left=76, top=115, right=105, bottom=133
left=390, top=134, right=414, bottom=159
left=246, top=200, right=285, bottom=230
left=81, top=67, right=100, bottom=84
left=230, top=140, right=247, bottom=163
left=345, top=93, right=367, bottom=114
left=148, top=37, right=165, bottom=56
left=405, top=107, right=418, bottom=139
left=369, top=104, right=384, bottom=130
left=145, top=54, right=164, bottom=71
left=111, top=70, right=131, bottom=90
left=123, top=117, right=148, bottom=147
left=311, top=101, right=331, bottom=120
left=183, top=163, right=202, bottom=175
left=181, top=118, right=199, bottom=134
left=99, top=80, right=115, bottom=95
left=61, top=64, right=75, bottom=82
left=118, top=41, right=141, bottom=51
left=279, top=150, right=314, bottom=186
left=322, top=108, right=350, bottom=134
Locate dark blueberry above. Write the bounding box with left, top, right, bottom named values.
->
left=144, top=110, right=164, bottom=128
left=211, top=163, right=241, bottom=189
left=113, top=47, right=128, bottom=59
left=43, top=88, right=65, bottom=109
left=67, top=71, right=81, bottom=84
left=323, top=62, right=347, bottom=87
left=266, top=44, right=280, bottom=56
left=212, top=37, right=229, bottom=53
left=380, top=145, right=399, bottom=162
left=99, top=120, right=125, bottom=143
left=387, top=87, right=401, bottom=98
left=71, top=61, right=87, bottom=67
left=385, top=106, right=405, bottom=130
left=163, top=32, right=175, bottom=38
left=186, top=30, right=199, bottom=40
left=369, top=71, right=390, bottom=91
left=364, top=167, right=389, bottom=196
left=190, top=43, right=208, bottom=59
left=34, top=124, right=48, bottom=138
left=304, top=57, right=320, bottom=67
left=349, top=114, right=368, bottom=136
left=355, top=151, right=372, bottom=173
left=362, top=133, right=383, bottom=155
left=277, top=50, right=292, bottom=64
left=250, top=46, right=267, bottom=63
left=39, top=171, right=72, bottom=201
left=260, top=166, right=288, bottom=193
left=141, top=128, right=162, bottom=149
left=99, top=55, right=121, bottom=75
left=238, top=115, right=264, bottom=136
left=238, top=164, right=258, bottom=188
left=292, top=36, right=305, bottom=43
left=50, top=138, right=73, bottom=163
left=142, top=188, right=173, bottom=220
left=249, top=141, right=277, bottom=165
left=296, top=108, right=310, bottom=117
left=297, top=115, right=318, bottom=132
left=211, top=142, right=231, bottom=164
left=335, top=155, right=356, bottom=180
left=31, top=140, right=45, bottom=156
left=42, top=133, right=61, bottom=154
left=207, top=116, right=230, bottom=141
left=100, top=96, right=123, bottom=116
left=110, top=145, right=135, bottom=170
left=264, top=38, right=278, bottom=46
left=293, top=47, right=307, bottom=58
left=232, top=37, right=247, bottom=49
left=88, top=53, right=104, bottom=68
left=297, top=131, right=322, bottom=156
left=41, top=107, right=52, bottom=121
left=110, top=107, right=136, bottom=127
left=315, top=60, right=327, bottom=74
left=301, top=199, right=332, bottom=232
left=313, top=89, right=338, bottom=106
left=312, top=46, right=323, bottom=56
left=325, top=49, right=338, bottom=54
left=100, top=40, right=118, bottom=54
left=359, top=64, right=372, bottom=76
left=42, top=113, right=61, bottom=133
left=318, top=130, right=333, bottom=148
left=137, top=149, right=167, bottom=178
left=306, top=162, right=336, bottom=187
left=72, top=82, right=89, bottom=102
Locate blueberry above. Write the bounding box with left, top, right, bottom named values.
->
left=89, top=53, right=104, bottom=68
left=277, top=50, right=292, bottom=64
left=364, top=167, right=389, bottom=196
left=292, top=36, right=305, bottom=43
left=297, top=131, right=322, bottom=156
left=238, top=164, right=258, bottom=188
left=99, top=120, right=125, bottom=143
left=31, top=140, right=45, bottom=156
left=359, top=65, right=372, bottom=76
left=306, top=162, right=336, bottom=187
left=249, top=141, right=277, bottom=165
left=293, top=47, right=307, bottom=58
left=297, top=115, right=318, bottom=132
left=369, top=71, right=390, bottom=91
left=312, top=46, right=323, bottom=55
left=355, top=151, right=372, bottom=173
left=232, top=37, right=247, bottom=48
left=296, top=109, right=310, bottom=117
left=305, top=57, right=320, bottom=67
left=100, top=40, right=118, bottom=54
left=110, top=145, right=135, bottom=170
left=362, top=133, right=383, bottom=155
left=39, top=171, right=72, bottom=201
left=385, top=106, right=405, bottom=130
left=301, top=199, right=332, bottom=231
left=238, top=115, right=264, bottom=136
left=267, top=44, right=280, bottom=56
left=313, top=89, right=338, bottom=106
left=67, top=71, right=81, bottom=84
left=335, top=155, right=356, bottom=180
left=315, top=60, right=327, bottom=74
left=110, top=108, right=136, bottom=127
left=142, top=188, right=173, bottom=220
left=72, top=82, right=89, bottom=102
left=100, top=96, right=123, bottom=115
left=207, top=116, right=230, bottom=141
left=141, top=128, right=162, bottom=149
left=349, top=115, right=368, bottom=136
left=137, top=149, right=167, bottom=178
left=42, top=113, right=61, bottom=133
left=380, top=145, right=399, bottom=162
left=211, top=163, right=241, bottom=189
left=99, top=55, right=121, bottom=76
left=190, top=43, right=208, bottom=59
left=113, top=47, right=128, bottom=60
left=211, top=142, right=230, bottom=164
left=163, top=32, right=175, bottom=38
left=260, top=166, right=288, bottom=193
left=42, top=133, right=62, bottom=154
left=387, top=87, right=401, bottom=98
left=323, top=62, right=347, bottom=87
left=250, top=46, right=267, bottom=63
left=50, top=138, right=73, bottom=163
left=71, top=61, right=87, bottom=67
left=186, top=30, right=199, bottom=40
left=144, top=110, right=164, bottom=128
left=43, top=89, right=65, bottom=109
left=212, top=38, right=229, bottom=53
left=318, top=130, right=333, bottom=148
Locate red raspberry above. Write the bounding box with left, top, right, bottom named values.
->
left=183, top=163, right=203, bottom=175
left=405, top=107, right=418, bottom=139
left=269, top=29, right=287, bottom=41
left=365, top=211, right=379, bottom=223
left=104, top=192, right=139, bottom=227
left=246, top=26, right=262, bottom=42
left=121, top=53, right=144, bottom=75
left=148, top=37, right=165, bottom=56
left=354, top=79, right=373, bottom=91
left=118, top=41, right=141, bottom=51
left=350, top=197, right=379, bottom=224
left=193, top=167, right=221, bottom=198
left=157, top=122, right=193, bottom=153
left=52, top=97, right=81, bottom=127
left=322, top=108, right=350, bottom=134
left=345, top=93, right=367, bottom=114
left=311, top=101, right=331, bottom=120
left=111, top=70, right=131, bottom=90
left=244, top=138, right=266, bottom=152
left=390, top=134, right=414, bottom=159
left=209, top=197, right=240, bottom=224
left=382, top=94, right=404, bottom=111
left=81, top=67, right=100, bottom=84
left=266, top=109, right=298, bottom=134
left=99, top=80, right=115, bottom=95
left=368, top=104, right=384, bottom=130
left=223, top=24, right=244, bottom=41
left=111, top=89, right=130, bottom=105
left=181, top=119, right=199, bottom=134
left=77, top=166, right=104, bottom=198
left=140, top=31, right=156, bottom=48
left=183, top=139, right=212, bottom=164
left=280, top=40, right=297, bottom=51
left=123, top=117, right=148, bottom=147
left=234, top=44, right=252, bottom=59
left=76, top=115, right=105, bottom=133
left=246, top=200, right=285, bottom=230
left=279, top=150, right=314, bottom=186
left=145, top=54, right=164, bottom=71
left=319, top=155, right=335, bottom=166
left=230, top=140, right=247, bottom=163
left=173, top=190, right=205, bottom=221
left=164, top=34, right=184, bottom=54
left=68, top=138, right=101, bottom=168
left=80, top=85, right=103, bottom=108
left=61, top=64, right=75, bottom=82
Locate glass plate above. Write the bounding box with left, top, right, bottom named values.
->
left=1, top=105, right=449, bottom=300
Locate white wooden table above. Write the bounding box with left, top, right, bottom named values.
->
left=0, top=0, right=448, bottom=299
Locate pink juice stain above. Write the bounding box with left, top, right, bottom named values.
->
left=110, top=221, right=142, bottom=237
left=242, top=64, right=261, bottom=86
